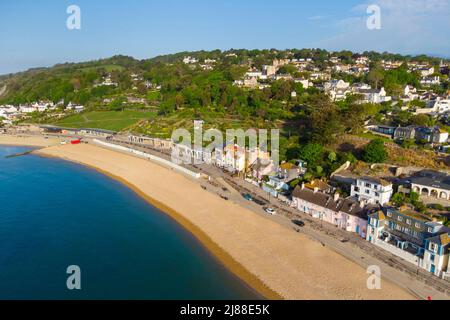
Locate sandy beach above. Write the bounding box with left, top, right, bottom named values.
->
left=13, top=140, right=414, bottom=300
left=0, top=134, right=61, bottom=147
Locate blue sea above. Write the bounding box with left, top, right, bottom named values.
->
left=0, top=146, right=260, bottom=300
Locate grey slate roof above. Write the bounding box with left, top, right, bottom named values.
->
left=409, top=170, right=450, bottom=191
left=292, top=187, right=368, bottom=219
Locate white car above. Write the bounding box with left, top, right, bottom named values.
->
left=265, top=208, right=276, bottom=215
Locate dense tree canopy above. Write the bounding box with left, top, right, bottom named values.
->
left=362, top=139, right=388, bottom=163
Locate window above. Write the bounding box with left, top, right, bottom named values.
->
left=375, top=192, right=380, bottom=197
left=429, top=243, right=438, bottom=253
left=398, top=216, right=403, bottom=222
left=365, top=183, right=371, bottom=188
left=415, top=222, right=421, bottom=228
left=354, top=187, right=360, bottom=192
left=365, top=189, right=370, bottom=194
left=395, top=224, right=402, bottom=231
left=406, top=219, right=411, bottom=225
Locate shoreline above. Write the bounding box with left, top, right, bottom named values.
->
left=1, top=138, right=416, bottom=300
left=36, top=151, right=281, bottom=300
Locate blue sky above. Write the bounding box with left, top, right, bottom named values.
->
left=0, top=0, right=449, bottom=75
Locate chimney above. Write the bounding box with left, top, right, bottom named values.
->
left=314, top=187, right=319, bottom=193
left=334, top=193, right=340, bottom=202
left=301, top=183, right=305, bottom=190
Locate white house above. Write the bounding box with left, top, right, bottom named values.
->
left=419, top=66, right=435, bottom=77
left=421, top=76, right=441, bottom=86
left=324, top=79, right=350, bottom=91
left=351, top=177, right=393, bottom=206
left=423, top=233, right=450, bottom=277
left=435, top=97, right=450, bottom=114
left=19, top=105, right=37, bottom=113
left=402, top=85, right=419, bottom=102
left=74, top=105, right=85, bottom=113
left=246, top=70, right=264, bottom=79
left=355, top=87, right=392, bottom=104
left=183, top=56, right=198, bottom=64
left=324, top=80, right=351, bottom=101
left=294, top=78, right=310, bottom=89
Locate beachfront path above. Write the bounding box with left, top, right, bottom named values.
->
left=38, top=143, right=415, bottom=300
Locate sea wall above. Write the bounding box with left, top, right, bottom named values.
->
left=92, top=139, right=201, bottom=179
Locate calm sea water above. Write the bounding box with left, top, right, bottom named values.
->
left=0, top=146, right=260, bottom=300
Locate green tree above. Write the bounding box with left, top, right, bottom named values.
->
left=308, top=95, right=343, bottom=144
left=367, top=63, right=384, bottom=89
left=409, top=192, right=420, bottom=206
left=328, top=151, right=337, bottom=163
left=299, top=143, right=324, bottom=168
left=410, top=114, right=434, bottom=127
left=362, top=138, right=388, bottom=163
left=391, top=193, right=406, bottom=207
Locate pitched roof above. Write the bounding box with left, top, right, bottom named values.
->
left=428, top=233, right=450, bottom=247
left=292, top=187, right=367, bottom=219
left=368, top=210, right=385, bottom=221
left=304, top=180, right=331, bottom=192
left=280, top=162, right=298, bottom=170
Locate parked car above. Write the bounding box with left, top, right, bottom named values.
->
left=292, top=219, right=305, bottom=227
left=243, top=194, right=253, bottom=201
left=254, top=199, right=266, bottom=206
left=265, top=208, right=276, bottom=215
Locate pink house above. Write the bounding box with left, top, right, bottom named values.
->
left=251, top=159, right=275, bottom=181
left=292, top=186, right=369, bottom=238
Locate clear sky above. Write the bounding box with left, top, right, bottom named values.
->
left=0, top=0, right=449, bottom=75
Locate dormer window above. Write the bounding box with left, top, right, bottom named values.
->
left=398, top=216, right=403, bottom=222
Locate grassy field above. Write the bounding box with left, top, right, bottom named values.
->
left=357, top=131, right=393, bottom=142
left=53, top=110, right=156, bottom=131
